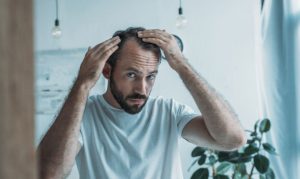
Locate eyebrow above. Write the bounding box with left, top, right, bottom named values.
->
left=125, top=67, right=158, bottom=75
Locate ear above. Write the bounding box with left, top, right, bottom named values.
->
left=102, top=63, right=112, bottom=79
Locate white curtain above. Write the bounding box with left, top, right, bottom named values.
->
left=255, top=0, right=300, bottom=178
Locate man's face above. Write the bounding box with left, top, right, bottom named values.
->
left=109, top=39, right=160, bottom=114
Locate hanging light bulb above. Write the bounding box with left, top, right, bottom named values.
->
left=51, top=0, right=62, bottom=38
left=52, top=19, right=62, bottom=38
left=176, top=0, right=187, bottom=29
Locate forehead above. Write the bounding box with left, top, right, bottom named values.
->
left=115, top=39, right=160, bottom=73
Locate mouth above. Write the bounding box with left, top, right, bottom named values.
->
left=128, top=98, right=145, bottom=105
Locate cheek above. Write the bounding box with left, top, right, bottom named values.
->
left=118, top=80, right=134, bottom=93
left=146, top=81, right=155, bottom=93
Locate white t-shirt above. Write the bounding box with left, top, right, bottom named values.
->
left=76, top=95, right=199, bottom=179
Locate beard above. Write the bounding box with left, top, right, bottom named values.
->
left=109, top=74, right=149, bottom=114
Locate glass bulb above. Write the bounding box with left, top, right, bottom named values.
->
left=52, top=25, right=62, bottom=38
left=176, top=15, right=188, bottom=29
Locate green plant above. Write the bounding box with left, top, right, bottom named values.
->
left=189, top=118, right=277, bottom=179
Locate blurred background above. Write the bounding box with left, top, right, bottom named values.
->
left=34, top=0, right=299, bottom=179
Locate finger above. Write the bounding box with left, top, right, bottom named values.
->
left=142, top=37, right=166, bottom=47
left=92, top=37, right=120, bottom=56
left=96, top=45, right=119, bottom=61
left=100, top=36, right=120, bottom=48
left=91, top=36, right=120, bottom=53
left=144, top=29, right=165, bottom=33
left=138, top=30, right=169, bottom=42
left=84, top=46, right=92, bottom=57
left=139, top=29, right=168, bottom=36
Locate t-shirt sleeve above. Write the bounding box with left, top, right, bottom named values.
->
left=172, top=99, right=200, bottom=138
left=77, top=108, right=87, bottom=146
left=78, top=129, right=83, bottom=146
left=77, top=97, right=92, bottom=146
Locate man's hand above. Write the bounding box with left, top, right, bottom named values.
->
left=76, top=36, right=121, bottom=90
left=137, top=29, right=185, bottom=70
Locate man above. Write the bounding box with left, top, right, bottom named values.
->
left=38, top=27, right=246, bottom=179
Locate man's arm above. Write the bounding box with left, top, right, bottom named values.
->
left=138, top=30, right=246, bottom=151
left=174, top=60, right=246, bottom=151
left=38, top=81, right=89, bottom=179
left=37, top=36, right=120, bottom=179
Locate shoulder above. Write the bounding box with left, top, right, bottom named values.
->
left=152, top=96, right=198, bottom=115
left=82, top=95, right=101, bottom=116
left=148, top=96, right=181, bottom=109
left=86, top=95, right=100, bottom=107
left=87, top=94, right=99, bottom=103
left=149, top=95, right=171, bottom=104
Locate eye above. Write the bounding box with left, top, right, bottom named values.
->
left=127, top=72, right=136, bottom=78
left=147, top=74, right=156, bottom=80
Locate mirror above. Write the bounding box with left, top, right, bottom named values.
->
left=34, top=1, right=258, bottom=179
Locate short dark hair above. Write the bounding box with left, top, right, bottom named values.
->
left=107, top=27, right=162, bottom=68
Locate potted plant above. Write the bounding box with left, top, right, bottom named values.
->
left=189, top=118, right=277, bottom=179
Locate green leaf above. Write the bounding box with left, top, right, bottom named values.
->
left=262, top=143, right=277, bottom=155
left=247, top=137, right=260, bottom=145
left=233, top=172, right=248, bottom=179
left=250, top=132, right=257, bottom=137
left=198, top=154, right=207, bottom=165
left=220, top=150, right=252, bottom=164
left=213, top=175, right=230, bottom=179
left=241, top=175, right=248, bottom=179
left=260, top=174, right=266, bottom=179
left=247, top=139, right=254, bottom=144
left=192, top=147, right=206, bottom=157
left=244, top=144, right=259, bottom=155
left=236, top=163, right=247, bottom=176
left=234, top=154, right=252, bottom=163
left=254, top=154, right=270, bottom=174
left=191, top=168, right=209, bottom=179
left=209, top=155, right=217, bottom=165
left=188, top=159, right=198, bottom=172
left=265, top=168, right=275, bottom=179
left=254, top=120, right=260, bottom=132
left=216, top=162, right=232, bottom=174
left=259, top=118, right=271, bottom=133
left=218, top=151, right=239, bottom=162
left=233, top=172, right=242, bottom=179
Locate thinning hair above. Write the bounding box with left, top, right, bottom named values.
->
left=107, top=27, right=162, bottom=69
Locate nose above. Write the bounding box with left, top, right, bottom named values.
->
left=134, top=79, right=147, bottom=95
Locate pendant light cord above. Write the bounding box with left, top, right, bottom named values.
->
left=178, top=0, right=183, bottom=15
left=55, top=0, right=59, bottom=20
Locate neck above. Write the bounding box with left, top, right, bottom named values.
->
left=103, top=87, right=122, bottom=109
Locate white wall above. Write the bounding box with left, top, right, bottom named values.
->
left=34, top=0, right=259, bottom=178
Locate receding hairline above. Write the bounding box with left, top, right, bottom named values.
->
left=107, top=27, right=162, bottom=69
left=116, top=38, right=161, bottom=62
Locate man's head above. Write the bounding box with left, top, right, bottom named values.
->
left=107, top=27, right=161, bottom=69
left=103, top=27, right=162, bottom=114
